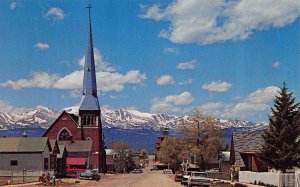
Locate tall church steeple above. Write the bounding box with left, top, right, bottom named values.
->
left=78, top=5, right=105, bottom=171
left=79, top=4, right=100, bottom=111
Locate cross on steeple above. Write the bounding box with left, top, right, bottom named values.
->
left=86, top=4, right=92, bottom=17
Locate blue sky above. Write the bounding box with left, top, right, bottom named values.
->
left=1, top=0, right=300, bottom=122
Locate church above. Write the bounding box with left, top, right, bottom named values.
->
left=43, top=6, right=106, bottom=173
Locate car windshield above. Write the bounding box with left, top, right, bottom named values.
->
left=192, top=173, right=207, bottom=177
left=184, top=171, right=192, bottom=175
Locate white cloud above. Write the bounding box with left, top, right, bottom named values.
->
left=79, top=48, right=115, bottom=72
left=96, top=70, right=146, bottom=92
left=201, top=102, right=225, bottom=111
left=200, top=86, right=280, bottom=119
left=54, top=70, right=146, bottom=92
left=44, top=7, right=65, bottom=22
left=150, top=91, right=194, bottom=113
left=0, top=69, right=146, bottom=93
left=202, top=81, right=232, bottom=92
left=246, top=86, right=280, bottom=103
left=141, top=0, right=300, bottom=44
left=127, top=106, right=139, bottom=111
left=0, top=72, right=60, bottom=90
left=223, top=102, right=269, bottom=118
left=273, top=61, right=281, bottom=69
left=34, top=42, right=49, bottom=50
left=69, top=89, right=82, bottom=98
left=179, top=79, right=193, bottom=85
left=140, top=4, right=165, bottom=21
left=156, top=75, right=175, bottom=86
left=10, top=2, right=17, bottom=10
left=177, top=60, right=197, bottom=70
left=0, top=100, right=14, bottom=113
left=163, top=47, right=178, bottom=54
left=109, top=95, right=118, bottom=100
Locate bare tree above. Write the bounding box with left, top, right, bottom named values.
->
left=157, top=136, right=191, bottom=171
left=177, top=108, right=223, bottom=170
left=110, top=141, right=132, bottom=173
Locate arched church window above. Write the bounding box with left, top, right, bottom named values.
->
left=90, top=115, right=95, bottom=126
left=87, top=115, right=91, bottom=126
left=58, top=129, right=72, bottom=140
left=82, top=115, right=87, bottom=126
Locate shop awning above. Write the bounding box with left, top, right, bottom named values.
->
left=66, top=158, right=86, bottom=165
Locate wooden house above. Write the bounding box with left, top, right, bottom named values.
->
left=230, top=131, right=267, bottom=172
left=0, top=137, right=52, bottom=174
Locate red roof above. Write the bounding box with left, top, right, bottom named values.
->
left=66, top=158, right=86, bottom=165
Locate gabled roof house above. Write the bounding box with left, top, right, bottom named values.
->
left=230, top=131, right=267, bottom=172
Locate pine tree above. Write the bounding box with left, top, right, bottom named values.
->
left=260, top=82, right=300, bottom=172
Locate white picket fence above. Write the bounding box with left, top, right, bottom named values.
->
left=295, top=172, right=300, bottom=187
left=239, top=171, right=296, bottom=187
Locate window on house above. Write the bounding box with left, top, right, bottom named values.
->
left=44, top=158, right=49, bottom=170
left=10, top=160, right=18, bottom=166
left=58, top=129, right=72, bottom=140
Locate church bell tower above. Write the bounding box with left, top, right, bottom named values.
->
left=78, top=4, right=105, bottom=172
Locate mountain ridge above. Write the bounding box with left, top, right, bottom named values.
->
left=0, top=105, right=268, bottom=131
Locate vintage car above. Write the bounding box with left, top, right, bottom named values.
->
left=77, top=169, right=100, bottom=181
left=163, top=169, right=173, bottom=174
left=187, top=172, right=221, bottom=187
left=130, top=168, right=143, bottom=174
left=174, top=171, right=183, bottom=182
left=181, top=171, right=192, bottom=185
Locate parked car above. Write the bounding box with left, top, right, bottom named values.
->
left=205, top=168, right=219, bottom=173
left=77, top=169, right=100, bottom=181
left=181, top=171, right=192, bottom=185
left=174, top=171, right=183, bottom=182
left=163, top=169, right=173, bottom=174
left=187, top=172, right=221, bottom=187
left=130, top=168, right=143, bottom=174
left=66, top=165, right=85, bottom=176
left=150, top=167, right=158, bottom=171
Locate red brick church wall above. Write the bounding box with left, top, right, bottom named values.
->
left=44, top=112, right=80, bottom=140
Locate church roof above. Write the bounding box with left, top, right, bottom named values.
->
left=42, top=111, right=78, bottom=137
left=79, top=95, right=100, bottom=111
left=79, top=5, right=100, bottom=111
left=58, top=140, right=93, bottom=152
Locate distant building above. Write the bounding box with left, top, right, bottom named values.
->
left=105, top=148, right=132, bottom=173
left=43, top=6, right=106, bottom=173
left=230, top=131, right=267, bottom=172
left=0, top=137, right=52, bottom=174
left=154, top=136, right=164, bottom=161
left=218, top=151, right=230, bottom=172
left=154, top=127, right=169, bottom=162
left=105, top=149, right=120, bottom=173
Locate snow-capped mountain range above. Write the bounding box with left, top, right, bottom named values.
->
left=0, top=105, right=268, bottom=131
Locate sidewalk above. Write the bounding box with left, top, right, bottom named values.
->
left=5, top=181, right=39, bottom=187
left=222, top=179, right=263, bottom=187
